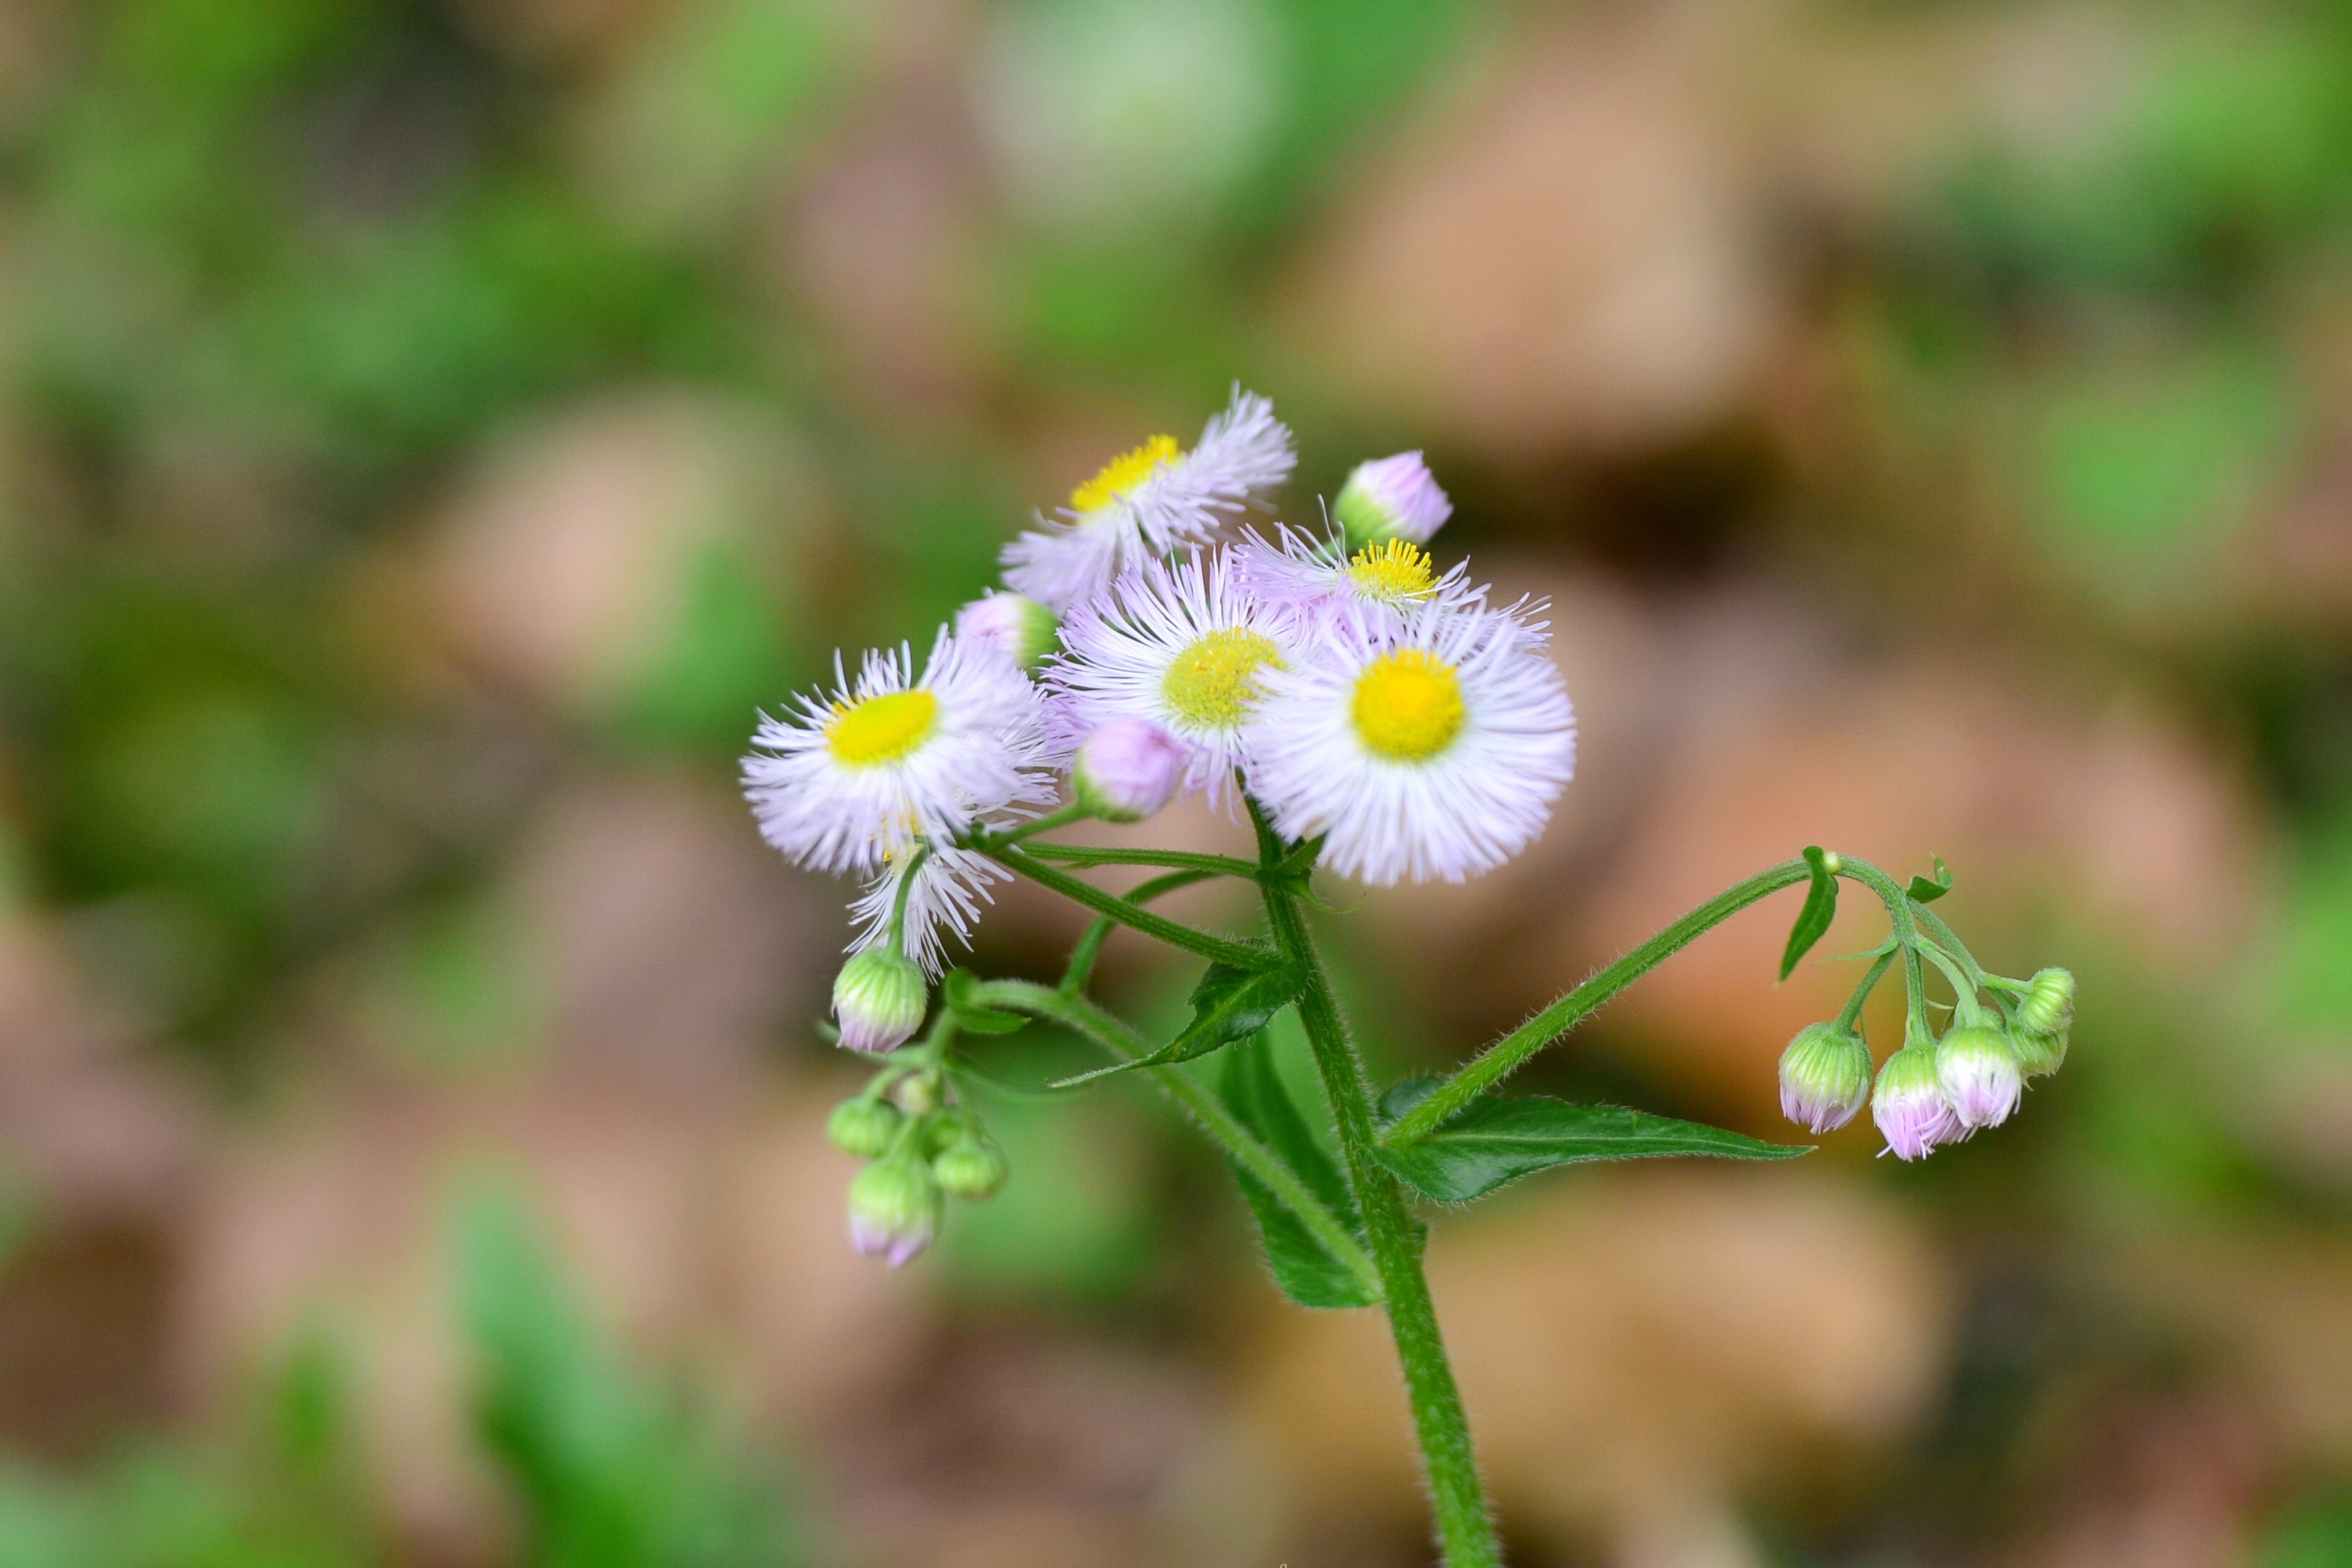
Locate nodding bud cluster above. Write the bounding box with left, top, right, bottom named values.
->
left=1779, top=1022, right=1872, bottom=1132
left=830, top=1073, right=1010, bottom=1267
left=833, top=948, right=928, bottom=1054
left=955, top=590, right=1060, bottom=671
left=1072, top=719, right=1185, bottom=822
left=1334, top=452, right=1452, bottom=552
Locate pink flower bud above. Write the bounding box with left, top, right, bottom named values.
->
left=1935, top=1024, right=2022, bottom=1130
left=1336, top=452, right=1453, bottom=550
left=1072, top=720, right=1185, bottom=822
left=1872, top=1043, right=1964, bottom=1160
left=955, top=591, right=1059, bottom=671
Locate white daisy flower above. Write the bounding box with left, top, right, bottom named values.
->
left=1000, top=386, right=1296, bottom=612
left=743, top=629, right=1056, bottom=878
left=1246, top=602, right=1575, bottom=885
left=1230, top=524, right=1483, bottom=626
left=848, top=844, right=1010, bottom=978
left=1046, top=551, right=1298, bottom=809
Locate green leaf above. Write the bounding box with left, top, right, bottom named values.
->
left=1906, top=855, right=1953, bottom=905
left=1220, top=1034, right=1376, bottom=1310
left=1779, top=845, right=1839, bottom=980
left=1371, top=1093, right=1810, bottom=1204
left=1049, top=955, right=1303, bottom=1087
left=942, top=970, right=1026, bottom=1034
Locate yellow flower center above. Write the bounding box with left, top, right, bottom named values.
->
left=1071, top=434, right=1178, bottom=513
left=826, top=689, right=939, bottom=767
left=1346, top=540, right=1435, bottom=602
left=1350, top=650, right=1464, bottom=761
left=1161, top=629, right=1282, bottom=730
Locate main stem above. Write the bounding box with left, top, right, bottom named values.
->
left=1262, top=884, right=1500, bottom=1568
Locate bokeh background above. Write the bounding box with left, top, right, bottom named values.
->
left=2, top=0, right=2351, bottom=1564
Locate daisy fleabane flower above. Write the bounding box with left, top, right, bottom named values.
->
left=1001, top=387, right=1296, bottom=613
left=848, top=845, right=1009, bottom=978
left=743, top=628, right=1056, bottom=878
left=1246, top=601, right=1575, bottom=885
left=1231, top=525, right=1483, bottom=626
left=1047, top=551, right=1298, bottom=809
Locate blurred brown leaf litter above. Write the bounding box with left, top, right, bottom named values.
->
left=0, top=0, right=2351, bottom=1564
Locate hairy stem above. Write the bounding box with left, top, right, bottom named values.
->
left=1058, top=868, right=1215, bottom=996
left=1020, top=843, right=1262, bottom=878
left=1261, top=883, right=1500, bottom=1568
left=1383, top=858, right=1812, bottom=1146
left=963, top=978, right=1381, bottom=1299
left=984, top=844, right=1275, bottom=970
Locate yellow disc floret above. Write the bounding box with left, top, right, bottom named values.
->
left=827, top=689, right=939, bottom=766
left=1351, top=650, right=1464, bottom=761
left=1346, top=540, right=1436, bottom=602
left=1161, top=629, right=1283, bottom=730
left=1071, top=434, right=1178, bottom=513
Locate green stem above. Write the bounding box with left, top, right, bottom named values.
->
left=1836, top=948, right=1897, bottom=1032
left=1383, top=858, right=1812, bottom=1147
left=1021, top=843, right=1262, bottom=878
left=1260, top=883, right=1499, bottom=1568
left=964, top=978, right=1381, bottom=1301
left=985, top=844, right=1275, bottom=970
left=1059, top=869, right=1214, bottom=995
left=1832, top=859, right=1933, bottom=1047
left=992, top=803, right=1090, bottom=844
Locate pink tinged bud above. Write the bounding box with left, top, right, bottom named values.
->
left=955, top=591, right=1060, bottom=671
left=1778, top=1022, right=1872, bottom=1134
left=1336, top=452, right=1453, bottom=551
left=1072, top=719, right=1185, bottom=822
left=1935, top=1023, right=2022, bottom=1130
left=846, top=1155, right=942, bottom=1267
left=1873, top=1043, right=1964, bottom=1161
left=832, top=947, right=927, bottom=1053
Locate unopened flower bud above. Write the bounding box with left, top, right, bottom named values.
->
left=1935, top=1023, right=2022, bottom=1129
left=826, top=1095, right=902, bottom=1158
left=2016, top=968, right=2075, bottom=1039
left=1873, top=1043, right=1964, bottom=1161
left=933, top=1136, right=1008, bottom=1201
left=1335, top=452, right=1453, bottom=552
left=1072, top=719, right=1185, bottom=822
left=847, top=1155, right=943, bottom=1267
left=832, top=948, right=927, bottom=1054
left=956, top=591, right=1059, bottom=671
left=2009, top=1023, right=2067, bottom=1079
left=1778, top=1022, right=1872, bottom=1133
left=893, top=1071, right=941, bottom=1115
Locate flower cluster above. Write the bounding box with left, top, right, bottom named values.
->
left=741, top=388, right=1577, bottom=1259
left=744, top=388, right=1575, bottom=1024
left=1778, top=965, right=2075, bottom=1159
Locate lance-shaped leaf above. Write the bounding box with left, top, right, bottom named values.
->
left=1049, top=955, right=1304, bottom=1087
left=1906, top=855, right=1953, bottom=905
left=1779, top=845, right=1839, bottom=981
left=942, top=970, right=1027, bottom=1034
left=1219, top=1034, right=1377, bottom=1309
left=1372, top=1086, right=1809, bottom=1204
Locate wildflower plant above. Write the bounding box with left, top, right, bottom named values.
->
left=742, top=388, right=2075, bottom=1568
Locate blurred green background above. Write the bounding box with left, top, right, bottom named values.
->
left=1, top=0, right=2351, bottom=1564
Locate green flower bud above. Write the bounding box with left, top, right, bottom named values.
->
left=832, top=947, right=928, bottom=1054
left=826, top=1095, right=902, bottom=1159
left=1778, top=1022, right=1872, bottom=1133
left=2009, top=1024, right=2067, bottom=1079
left=894, top=1072, right=942, bottom=1116
left=2015, top=967, right=2074, bottom=1040
left=847, top=1155, right=942, bottom=1267
left=933, top=1137, right=1009, bottom=1201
